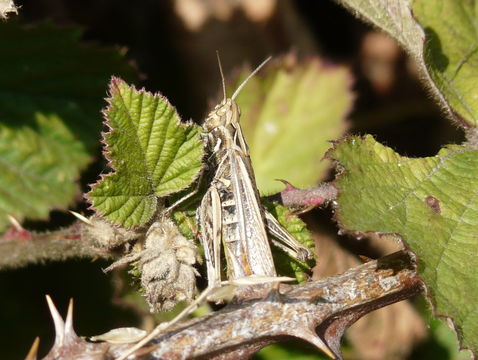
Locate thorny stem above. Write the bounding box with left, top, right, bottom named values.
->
left=0, top=221, right=105, bottom=270
left=0, top=183, right=338, bottom=270
left=40, top=251, right=422, bottom=360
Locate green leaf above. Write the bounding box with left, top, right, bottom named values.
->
left=415, top=298, right=474, bottom=360
left=88, top=78, right=204, bottom=228
left=0, top=114, right=89, bottom=230
left=334, top=0, right=424, bottom=58
left=0, top=22, right=134, bottom=231
left=329, top=135, right=478, bottom=355
left=231, top=55, right=352, bottom=194
left=333, top=0, right=470, bottom=126
left=413, top=0, right=478, bottom=127
left=172, top=209, right=197, bottom=240
left=263, top=201, right=315, bottom=282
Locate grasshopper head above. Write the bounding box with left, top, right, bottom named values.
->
left=203, top=98, right=240, bottom=132
left=203, top=55, right=270, bottom=133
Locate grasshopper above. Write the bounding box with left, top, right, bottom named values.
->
left=116, top=57, right=317, bottom=360
left=198, top=56, right=313, bottom=288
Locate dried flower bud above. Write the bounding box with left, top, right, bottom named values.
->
left=105, top=217, right=200, bottom=312
left=140, top=219, right=199, bottom=312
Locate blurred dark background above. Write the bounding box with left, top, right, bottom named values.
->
left=0, top=0, right=464, bottom=359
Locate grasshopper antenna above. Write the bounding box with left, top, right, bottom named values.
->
left=216, top=51, right=227, bottom=103
left=231, top=56, right=271, bottom=100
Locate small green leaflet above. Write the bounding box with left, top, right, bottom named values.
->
left=87, top=78, right=204, bottom=228
left=329, top=135, right=478, bottom=355
left=264, top=201, right=315, bottom=282
left=172, top=209, right=197, bottom=240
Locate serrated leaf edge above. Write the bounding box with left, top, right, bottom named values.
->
left=326, top=134, right=476, bottom=358
left=85, top=77, right=204, bottom=227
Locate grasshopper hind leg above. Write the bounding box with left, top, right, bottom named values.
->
left=264, top=210, right=314, bottom=262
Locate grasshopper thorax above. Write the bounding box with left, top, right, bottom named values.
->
left=203, top=98, right=240, bottom=133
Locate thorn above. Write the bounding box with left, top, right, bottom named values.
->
left=275, top=178, right=297, bottom=191
left=309, top=336, right=336, bottom=360
left=24, top=337, right=40, bottom=360
left=287, top=204, right=316, bottom=217
left=64, top=298, right=78, bottom=341
left=69, top=211, right=93, bottom=226
left=7, top=215, right=23, bottom=231
left=45, top=295, right=65, bottom=347
left=3, top=215, right=31, bottom=241
left=292, top=329, right=337, bottom=359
